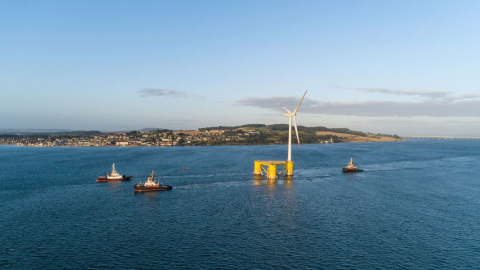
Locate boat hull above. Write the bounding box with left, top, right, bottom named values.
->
left=342, top=168, right=363, bottom=173
left=134, top=184, right=172, bottom=192
left=97, top=175, right=132, bottom=182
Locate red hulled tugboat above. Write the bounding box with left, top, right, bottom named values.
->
left=134, top=170, right=172, bottom=192
left=97, top=163, right=132, bottom=182
left=342, top=158, right=363, bottom=173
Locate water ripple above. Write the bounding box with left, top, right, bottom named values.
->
left=2, top=142, right=480, bottom=268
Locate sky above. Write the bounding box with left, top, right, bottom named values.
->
left=1, top=0, right=480, bottom=136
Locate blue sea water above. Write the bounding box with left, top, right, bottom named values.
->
left=1, top=141, right=480, bottom=269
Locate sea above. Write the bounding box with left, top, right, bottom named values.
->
left=1, top=140, right=480, bottom=269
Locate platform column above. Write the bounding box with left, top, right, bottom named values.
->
left=285, top=161, right=294, bottom=176
left=267, top=164, right=277, bottom=180
left=253, top=161, right=262, bottom=175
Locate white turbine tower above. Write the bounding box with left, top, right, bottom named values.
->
left=281, top=90, right=307, bottom=162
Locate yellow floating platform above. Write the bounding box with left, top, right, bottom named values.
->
left=253, top=160, right=294, bottom=180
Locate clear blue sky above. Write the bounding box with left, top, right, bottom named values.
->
left=1, top=0, right=480, bottom=136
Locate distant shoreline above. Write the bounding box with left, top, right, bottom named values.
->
left=1, top=140, right=404, bottom=148
left=0, top=124, right=403, bottom=147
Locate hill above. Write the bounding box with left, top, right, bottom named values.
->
left=0, top=124, right=402, bottom=147
left=196, top=124, right=402, bottom=144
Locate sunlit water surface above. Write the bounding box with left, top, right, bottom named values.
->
left=1, top=141, right=480, bottom=269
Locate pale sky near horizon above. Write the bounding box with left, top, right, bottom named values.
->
left=1, top=0, right=480, bottom=136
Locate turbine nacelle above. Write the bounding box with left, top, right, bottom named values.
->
left=281, top=106, right=294, bottom=117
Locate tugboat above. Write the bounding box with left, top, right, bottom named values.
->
left=134, top=170, right=172, bottom=192
left=342, top=158, right=363, bottom=173
left=97, top=163, right=132, bottom=182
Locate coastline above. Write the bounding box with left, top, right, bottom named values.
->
left=0, top=139, right=405, bottom=148
left=0, top=125, right=403, bottom=147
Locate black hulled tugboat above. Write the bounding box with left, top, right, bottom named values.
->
left=134, top=170, right=172, bottom=192
left=342, top=158, right=363, bottom=173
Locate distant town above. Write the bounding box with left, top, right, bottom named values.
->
left=0, top=124, right=402, bottom=147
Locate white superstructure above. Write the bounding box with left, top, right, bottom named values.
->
left=106, top=163, right=123, bottom=179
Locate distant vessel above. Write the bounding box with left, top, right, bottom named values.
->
left=97, top=163, right=132, bottom=182
left=342, top=158, right=363, bottom=173
left=134, top=170, right=172, bottom=192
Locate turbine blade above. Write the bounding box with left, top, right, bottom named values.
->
left=294, top=116, right=301, bottom=148
left=280, top=105, right=292, bottom=114
left=293, top=90, right=308, bottom=114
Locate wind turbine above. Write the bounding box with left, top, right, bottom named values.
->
left=280, top=90, right=307, bottom=162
